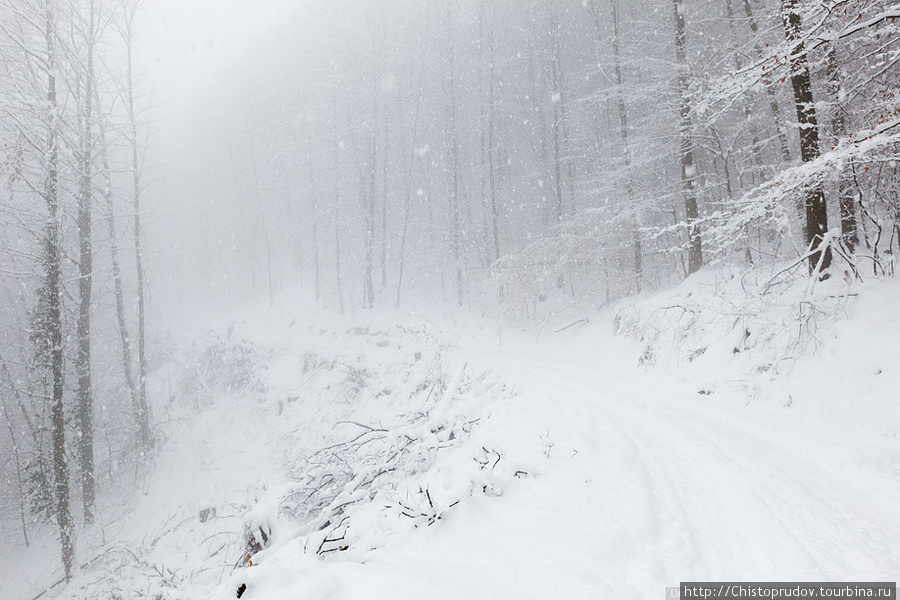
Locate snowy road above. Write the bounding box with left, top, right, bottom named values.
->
left=286, top=335, right=900, bottom=600
left=455, top=347, right=900, bottom=597
left=7, top=313, right=896, bottom=600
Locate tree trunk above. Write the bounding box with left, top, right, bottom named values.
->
left=75, top=0, right=97, bottom=523
left=95, top=82, right=147, bottom=469
left=550, top=3, right=564, bottom=226
left=484, top=0, right=501, bottom=262
left=43, top=1, right=74, bottom=578
left=332, top=99, right=345, bottom=315
left=742, top=0, right=792, bottom=164
left=381, top=111, right=389, bottom=290
left=123, top=2, right=153, bottom=455
left=550, top=6, right=577, bottom=219
left=447, top=2, right=464, bottom=306
left=781, top=0, right=831, bottom=272
left=610, top=0, right=642, bottom=291
left=396, top=69, right=424, bottom=307
left=247, top=131, right=274, bottom=305
left=307, top=156, right=321, bottom=301
left=723, top=0, right=765, bottom=179
left=479, top=0, right=499, bottom=271
left=826, top=44, right=857, bottom=252
left=0, top=368, right=30, bottom=546
left=673, top=0, right=703, bottom=274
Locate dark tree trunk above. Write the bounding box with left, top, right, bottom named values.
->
left=827, top=45, right=858, bottom=252
left=44, top=2, right=74, bottom=578
left=673, top=0, right=703, bottom=274
left=781, top=0, right=831, bottom=272
left=75, top=0, right=97, bottom=524
left=610, top=0, right=642, bottom=291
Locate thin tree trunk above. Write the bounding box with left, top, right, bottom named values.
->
left=1, top=385, right=29, bottom=546
left=332, top=99, right=345, bottom=315
left=123, top=2, right=152, bottom=454
left=396, top=69, right=424, bottom=307
left=527, top=45, right=550, bottom=228
left=609, top=0, right=642, bottom=291
left=549, top=5, right=576, bottom=218
left=75, top=0, right=96, bottom=523
left=447, top=1, right=464, bottom=306
left=363, top=30, right=380, bottom=310
left=478, top=0, right=497, bottom=270
left=0, top=350, right=35, bottom=437
left=550, top=4, right=564, bottom=226
left=826, top=44, right=857, bottom=252
left=307, top=156, right=321, bottom=301
left=742, top=0, right=792, bottom=164
left=549, top=3, right=568, bottom=291
left=485, top=0, right=500, bottom=261
left=335, top=199, right=344, bottom=315
left=724, top=0, right=765, bottom=177
left=364, top=153, right=376, bottom=309
left=247, top=131, right=274, bottom=305
left=96, top=88, right=146, bottom=457
left=381, top=113, right=389, bottom=290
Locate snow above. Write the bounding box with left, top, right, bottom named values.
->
left=2, top=273, right=898, bottom=600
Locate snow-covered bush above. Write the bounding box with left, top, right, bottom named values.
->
left=612, top=265, right=861, bottom=394
left=242, top=358, right=512, bottom=561
left=179, top=334, right=268, bottom=404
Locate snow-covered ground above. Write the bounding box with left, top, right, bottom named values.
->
left=3, top=272, right=898, bottom=600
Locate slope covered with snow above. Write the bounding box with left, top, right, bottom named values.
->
left=4, top=274, right=898, bottom=600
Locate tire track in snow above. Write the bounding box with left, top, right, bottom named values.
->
left=560, top=362, right=900, bottom=580
left=472, top=352, right=900, bottom=589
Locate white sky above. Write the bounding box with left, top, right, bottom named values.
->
left=134, top=0, right=300, bottom=124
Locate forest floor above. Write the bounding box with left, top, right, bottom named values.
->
left=2, top=270, right=898, bottom=600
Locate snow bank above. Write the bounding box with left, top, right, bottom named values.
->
left=607, top=267, right=899, bottom=436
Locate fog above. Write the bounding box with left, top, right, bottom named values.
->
left=137, top=0, right=304, bottom=316
left=136, top=0, right=692, bottom=319
left=1, top=0, right=897, bottom=597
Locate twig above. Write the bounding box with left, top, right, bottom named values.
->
left=28, top=577, right=66, bottom=600
left=554, top=317, right=590, bottom=334
left=333, top=420, right=388, bottom=432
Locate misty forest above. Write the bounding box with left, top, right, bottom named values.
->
left=0, top=0, right=898, bottom=598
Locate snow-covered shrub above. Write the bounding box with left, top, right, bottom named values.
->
left=612, top=265, right=860, bottom=391
left=242, top=359, right=511, bottom=560
left=179, top=334, right=267, bottom=404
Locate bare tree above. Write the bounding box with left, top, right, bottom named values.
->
left=780, top=0, right=830, bottom=272
left=95, top=82, right=149, bottom=458
left=446, top=0, right=464, bottom=306
left=481, top=0, right=500, bottom=263
left=71, top=0, right=98, bottom=523
left=740, top=0, right=792, bottom=164
left=673, top=0, right=703, bottom=275
left=42, top=0, right=75, bottom=578
left=119, top=0, right=152, bottom=454
left=826, top=43, right=858, bottom=252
